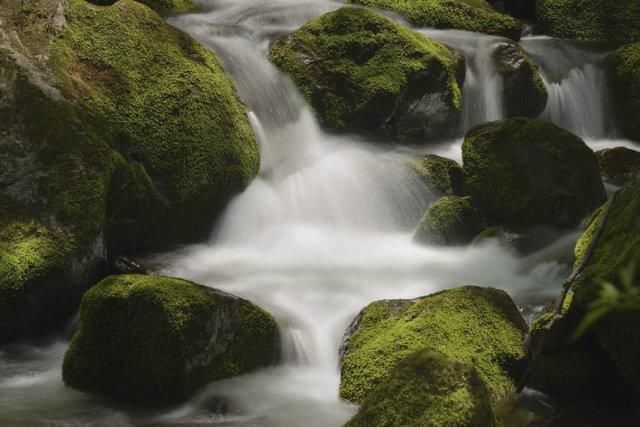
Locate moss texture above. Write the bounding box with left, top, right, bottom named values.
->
left=268, top=7, right=464, bottom=140
left=536, top=0, right=640, bottom=42
left=347, top=0, right=522, bottom=39
left=85, top=0, right=195, bottom=14
left=340, top=286, right=527, bottom=404
left=63, top=275, right=280, bottom=404
left=462, top=117, right=606, bottom=227
left=414, top=196, right=486, bottom=246
left=493, top=41, right=548, bottom=118
left=345, top=349, right=496, bottom=426
left=407, top=154, right=465, bottom=196
left=608, top=44, right=640, bottom=143
left=595, top=147, right=640, bottom=186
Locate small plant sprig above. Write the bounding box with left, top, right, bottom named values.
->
left=572, top=263, right=640, bottom=341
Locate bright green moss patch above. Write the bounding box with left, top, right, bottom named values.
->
left=85, top=0, right=195, bottom=14
left=51, top=0, right=258, bottom=251
left=608, top=44, right=640, bottom=143
left=407, top=154, right=465, bottom=196
left=269, top=7, right=463, bottom=139
left=462, top=117, right=606, bottom=227
left=345, top=349, right=497, bottom=426
left=536, top=0, right=640, bottom=41
left=346, top=0, right=522, bottom=39
left=340, top=286, right=527, bottom=404
left=63, top=275, right=280, bottom=404
left=414, top=196, right=486, bottom=245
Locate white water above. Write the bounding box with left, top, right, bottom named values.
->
left=1, top=1, right=638, bottom=425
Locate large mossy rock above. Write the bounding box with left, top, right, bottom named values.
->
left=346, top=0, right=522, bottom=40
left=269, top=7, right=465, bottom=140
left=536, top=0, right=640, bottom=42
left=595, top=147, right=640, bottom=186
left=86, top=0, right=195, bottom=14
left=345, top=349, right=497, bottom=427
left=406, top=154, right=465, bottom=197
left=414, top=196, right=486, bottom=246
left=525, top=179, right=640, bottom=398
left=608, top=44, right=640, bottom=143
left=0, top=0, right=257, bottom=342
left=462, top=117, right=606, bottom=227
left=63, top=275, right=280, bottom=404
left=493, top=41, right=547, bottom=118
left=339, top=286, right=528, bottom=404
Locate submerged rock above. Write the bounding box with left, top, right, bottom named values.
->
left=0, top=0, right=257, bottom=341
left=536, top=0, right=640, bottom=41
left=339, top=286, right=527, bottom=404
left=269, top=7, right=465, bottom=141
left=608, top=44, right=640, bottom=143
left=345, top=349, right=497, bottom=426
left=414, top=196, right=486, bottom=246
left=346, top=0, right=522, bottom=40
left=462, top=117, right=606, bottom=227
left=63, top=275, right=280, bottom=404
left=493, top=41, right=547, bottom=118
left=406, top=154, right=465, bottom=197
left=595, top=147, right=640, bottom=186
left=472, top=224, right=568, bottom=255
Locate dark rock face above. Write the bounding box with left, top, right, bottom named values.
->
left=268, top=7, right=465, bottom=141
left=493, top=41, right=548, bottom=118
left=596, top=147, right=640, bottom=186
left=462, top=117, right=606, bottom=227
left=63, top=275, right=281, bottom=404
left=489, top=0, right=536, bottom=19
left=608, top=43, right=640, bottom=143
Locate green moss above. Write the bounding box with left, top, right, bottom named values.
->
left=345, top=349, right=497, bottom=426
left=407, top=154, right=465, bottom=196
left=492, top=41, right=548, bottom=118
left=414, top=196, right=486, bottom=245
left=85, top=0, right=196, bottom=14
left=608, top=44, right=640, bottom=143
left=536, top=0, right=640, bottom=41
left=268, top=7, right=463, bottom=138
left=49, top=0, right=258, bottom=251
left=595, top=147, right=640, bottom=186
left=340, top=286, right=527, bottom=403
left=346, top=0, right=522, bottom=39
left=462, top=117, right=606, bottom=227
left=63, top=275, right=280, bottom=404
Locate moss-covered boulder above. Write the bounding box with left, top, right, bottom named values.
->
left=347, top=0, right=522, bottom=40
left=406, top=154, right=465, bottom=197
left=340, top=286, right=528, bottom=404
left=86, top=0, right=195, bottom=14
left=462, top=117, right=606, bottom=227
left=414, top=196, right=486, bottom=246
left=0, top=0, right=257, bottom=342
left=269, top=7, right=465, bottom=140
left=608, top=44, right=640, bottom=143
left=536, top=0, right=640, bottom=42
left=345, top=349, right=497, bottom=426
left=63, top=275, right=280, bottom=404
left=493, top=41, right=547, bottom=118
left=595, top=147, right=640, bottom=186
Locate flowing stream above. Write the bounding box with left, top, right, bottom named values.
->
left=1, top=0, right=638, bottom=425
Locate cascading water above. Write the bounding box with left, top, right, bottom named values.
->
left=1, top=1, right=638, bottom=425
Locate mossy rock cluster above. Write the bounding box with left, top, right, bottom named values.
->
left=345, top=349, right=497, bottom=426
left=462, top=117, right=606, bottom=227
left=414, top=196, right=486, bottom=246
left=0, top=0, right=257, bottom=342
left=346, top=0, right=522, bottom=40
left=595, top=147, right=640, bottom=186
left=608, top=44, right=640, bottom=143
left=63, top=275, right=280, bottom=404
left=339, top=286, right=528, bottom=405
left=526, top=179, right=640, bottom=399
left=269, top=7, right=465, bottom=140
left=85, top=0, right=195, bottom=14
left=493, top=41, right=548, bottom=118
left=406, top=154, right=465, bottom=197
left=536, top=0, right=640, bottom=42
